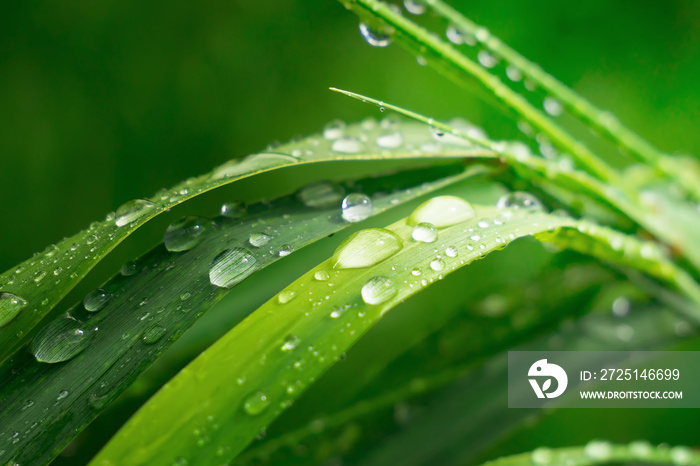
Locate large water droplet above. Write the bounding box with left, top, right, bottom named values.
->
left=164, top=216, right=210, bottom=252
left=341, top=194, right=373, bottom=222
left=359, top=23, right=391, bottom=47
left=31, top=316, right=94, bottom=363
left=209, top=248, right=257, bottom=289
left=332, top=137, right=364, bottom=154
left=408, top=196, right=475, bottom=227
left=375, top=131, right=403, bottom=149
left=115, top=199, right=156, bottom=227
left=248, top=233, right=271, bottom=248
left=670, top=446, right=693, bottom=465
left=278, top=290, right=296, bottom=304
left=243, top=391, right=270, bottom=416
left=584, top=441, right=612, bottom=461
left=496, top=191, right=543, bottom=212
left=477, top=50, right=497, bottom=68
left=361, top=276, right=397, bottom=305
left=403, top=0, right=426, bottom=15
left=0, top=292, right=28, bottom=327
left=411, top=223, right=438, bottom=243
left=297, top=181, right=345, bottom=208
left=323, top=120, right=346, bottom=140
left=333, top=228, right=403, bottom=269
left=430, top=259, right=445, bottom=271
left=83, top=289, right=112, bottom=312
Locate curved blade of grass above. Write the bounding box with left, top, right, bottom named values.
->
left=0, top=119, right=495, bottom=364
left=93, top=196, right=698, bottom=465
left=331, top=88, right=700, bottom=274
left=476, top=442, right=699, bottom=466
left=338, top=0, right=624, bottom=189
left=0, top=165, right=485, bottom=466
left=423, top=0, right=700, bottom=201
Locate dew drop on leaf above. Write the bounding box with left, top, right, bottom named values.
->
left=164, top=216, right=211, bottom=252
left=278, top=244, right=294, bottom=257
left=323, top=119, right=346, bottom=140
left=280, top=334, right=299, bottom=351
left=297, top=181, right=345, bottom=208
left=477, top=50, right=497, bottom=68
left=83, top=289, right=112, bottom=312
left=314, top=270, right=330, bottom=281
left=209, top=248, right=257, bottom=289
left=243, top=391, right=270, bottom=416
left=531, top=447, right=553, bottom=465
left=408, top=196, right=475, bottom=227
left=220, top=201, right=246, bottom=219
left=0, top=292, right=28, bottom=327
left=333, top=228, right=402, bottom=269
left=332, top=137, right=364, bottom=154
left=359, top=22, right=391, bottom=47
left=278, top=290, right=296, bottom=304
left=248, top=232, right=271, bottom=248
left=121, top=261, right=138, bottom=276
left=115, top=199, right=156, bottom=227
left=142, top=325, right=167, bottom=344
left=31, top=316, right=94, bottom=363
left=543, top=96, right=563, bottom=116
left=375, top=131, right=403, bottom=149
left=341, top=194, right=373, bottom=223
left=430, top=259, right=445, bottom=272
left=496, top=191, right=543, bottom=212
left=584, top=441, right=612, bottom=461
left=411, top=223, right=438, bottom=243
left=403, top=0, right=426, bottom=15
left=361, top=276, right=397, bottom=305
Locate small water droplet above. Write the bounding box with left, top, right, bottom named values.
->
left=278, top=290, right=296, bottom=304
left=628, top=440, right=652, bottom=458
left=506, top=65, right=522, bottom=82
left=142, top=325, right=167, bottom=344
left=430, top=259, right=445, bottom=272
left=496, top=191, right=543, bottom=212
left=248, top=232, right=271, bottom=248
left=361, top=276, right=397, bottom=305
left=333, top=228, right=403, bottom=269
left=359, top=22, right=391, bottom=47
left=477, top=50, right=497, bottom=68
left=0, top=292, right=28, bottom=327
left=408, top=196, right=475, bottom=227
left=332, top=137, right=364, bottom=154
left=31, top=316, right=94, bottom=363
left=121, top=261, right=138, bottom=276
left=57, top=390, right=69, bottom=400
left=323, top=119, right=346, bottom=140
left=164, top=216, right=211, bottom=252
left=670, top=446, right=693, bottom=465
left=314, top=270, right=330, bottom=281
left=531, top=447, right=553, bottom=465
left=411, top=267, right=421, bottom=276
left=209, top=248, right=257, bottom=289
left=330, top=306, right=344, bottom=318
left=281, top=334, right=300, bottom=351
left=403, top=0, right=426, bottom=15
left=584, top=441, right=612, bottom=461
left=243, top=391, right=271, bottom=416
left=543, top=97, right=563, bottom=116
left=341, top=194, right=374, bottom=222
left=411, top=223, right=438, bottom=243
left=297, top=181, right=345, bottom=208
left=83, top=289, right=112, bottom=312
left=115, top=199, right=156, bottom=227
left=220, top=201, right=246, bottom=219
left=278, top=244, right=294, bottom=257
left=445, top=246, right=458, bottom=257
left=375, top=131, right=404, bottom=149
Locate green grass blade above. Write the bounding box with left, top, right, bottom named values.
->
left=0, top=119, right=494, bottom=363
left=422, top=0, right=700, bottom=201
left=92, top=194, right=696, bottom=465
left=0, top=165, right=481, bottom=466
left=476, top=442, right=699, bottom=466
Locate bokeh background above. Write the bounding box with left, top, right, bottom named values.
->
left=2, top=0, right=699, bottom=464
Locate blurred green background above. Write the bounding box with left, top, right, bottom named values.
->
left=2, top=0, right=700, bottom=463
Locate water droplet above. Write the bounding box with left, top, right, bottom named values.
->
left=359, top=22, right=391, bottom=47
left=278, top=244, right=294, bottom=257
left=411, top=223, right=438, bottom=243
left=408, top=196, right=475, bottom=227
left=314, top=270, right=330, bottom=281
left=506, top=65, right=522, bottom=82
left=403, top=0, right=426, bottom=15
left=670, top=446, right=693, bottom=465
left=446, top=24, right=464, bottom=45
left=341, top=194, right=374, bottom=222
left=361, top=276, right=397, bottom=305
left=243, top=391, right=270, bottom=416
left=584, top=441, right=612, bottom=461
left=57, top=390, right=69, bottom=400
left=281, top=334, right=299, bottom=351
left=164, top=216, right=210, bottom=252
left=543, top=97, right=563, bottom=116
left=115, top=199, right=156, bottom=227
left=445, top=246, right=458, bottom=257
left=332, top=137, right=364, bottom=154
left=375, top=131, right=403, bottom=149
left=531, top=447, right=553, bottom=465
left=209, top=248, right=257, bottom=289
left=121, top=261, right=138, bottom=276
left=31, top=316, right=94, bottom=363
left=333, top=228, right=403, bottom=269
left=220, top=201, right=246, bottom=219
left=297, top=181, right=345, bottom=208
left=496, top=192, right=543, bottom=212
left=248, top=233, right=271, bottom=248
left=323, top=119, right=346, bottom=140
left=411, top=267, right=421, bottom=276
left=628, top=440, right=652, bottom=458
left=0, top=292, right=28, bottom=327
left=83, top=289, right=112, bottom=312
left=612, top=296, right=631, bottom=317
left=278, top=290, right=296, bottom=304
left=430, top=259, right=445, bottom=271
left=477, top=50, right=497, bottom=68
left=142, top=325, right=167, bottom=344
